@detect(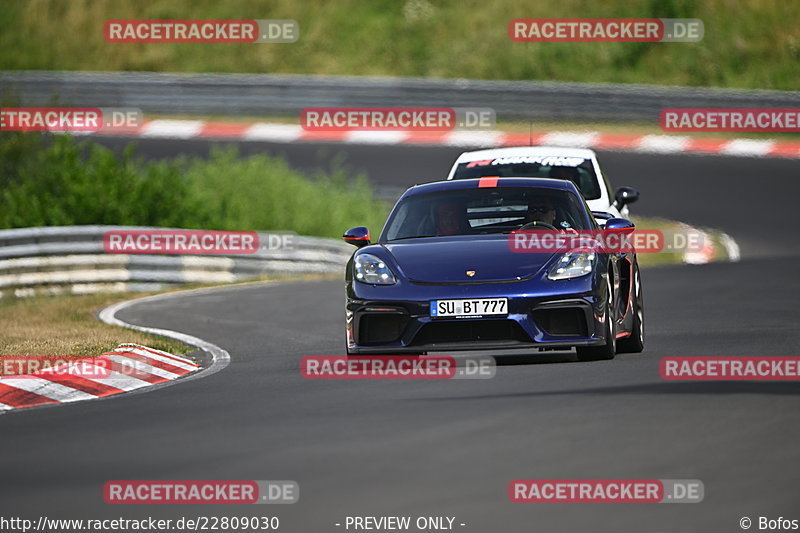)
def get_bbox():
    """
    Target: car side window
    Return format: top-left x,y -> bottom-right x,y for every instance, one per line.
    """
597,163 -> 615,200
